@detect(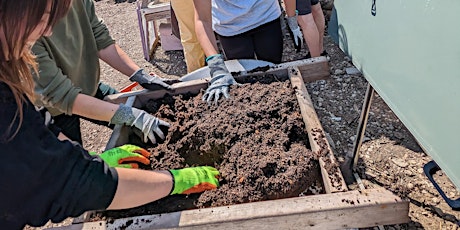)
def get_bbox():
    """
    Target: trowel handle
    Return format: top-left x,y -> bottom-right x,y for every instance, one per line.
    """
424,160 -> 460,210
